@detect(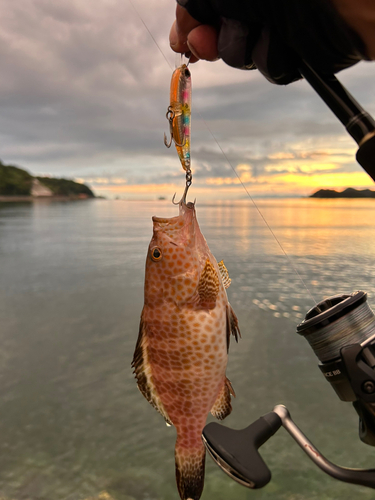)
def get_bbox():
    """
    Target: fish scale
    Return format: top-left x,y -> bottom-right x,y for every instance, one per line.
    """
132,201 -> 240,500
